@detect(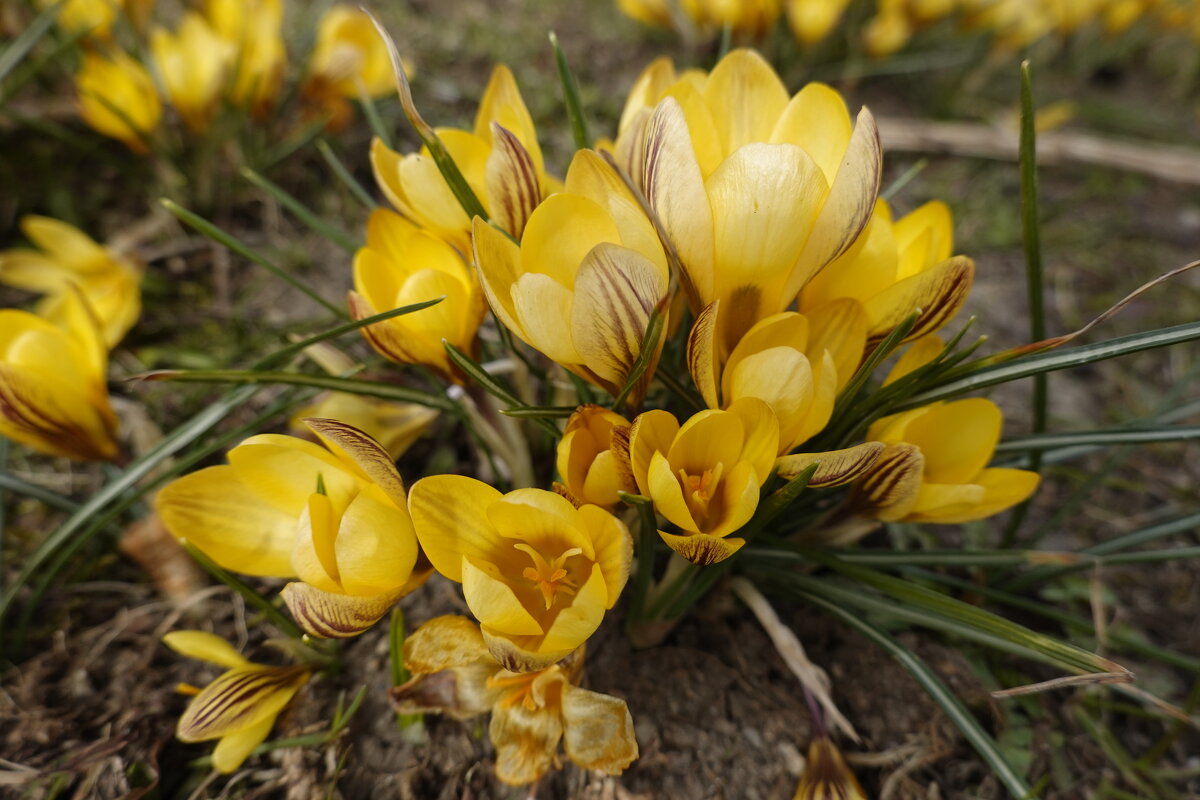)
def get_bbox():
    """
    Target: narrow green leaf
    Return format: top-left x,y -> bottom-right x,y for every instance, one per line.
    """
0,1 -> 60,84
145,369 -> 454,411
995,425 -> 1200,454
264,296 -> 445,367
242,167 -> 359,253
611,304 -> 666,410
549,32 -> 590,151
755,463 -> 819,528
388,608 -> 410,687
316,139 -> 379,210
358,84 -> 392,148
0,471 -> 80,513
0,22 -> 86,106
1018,59 -> 1048,469
182,540 -> 302,639
899,322 -> 1200,409
442,342 -> 559,437
161,198 -> 346,318
834,309 -> 921,412
880,157 -> 929,202
784,582 -> 1033,799
497,405 -> 578,419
